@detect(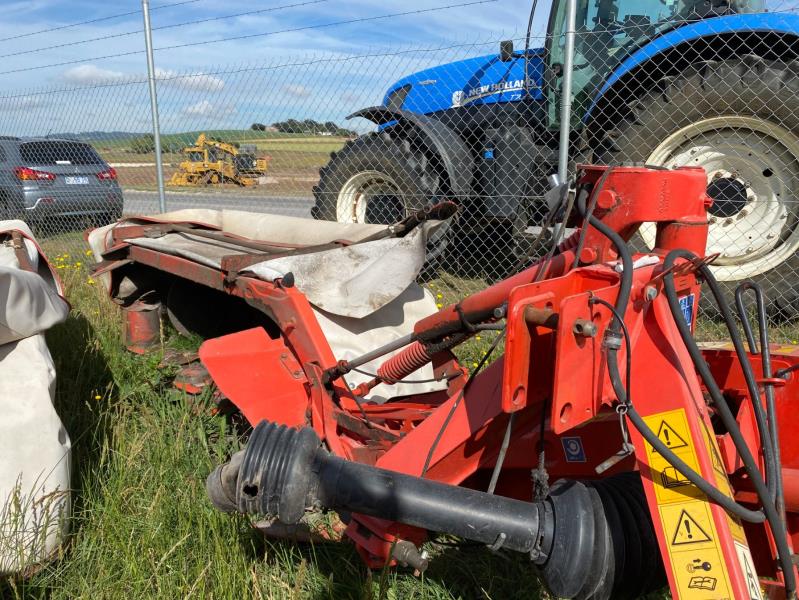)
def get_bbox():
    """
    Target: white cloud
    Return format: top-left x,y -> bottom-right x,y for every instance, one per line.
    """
155,68 -> 225,92
183,100 -> 236,117
0,94 -> 49,111
62,64 -> 126,85
282,84 -> 311,98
